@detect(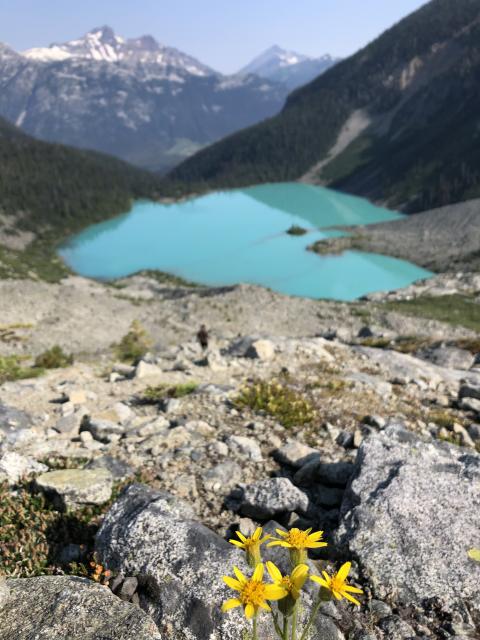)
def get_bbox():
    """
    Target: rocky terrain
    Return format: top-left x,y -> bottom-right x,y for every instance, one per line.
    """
0,271 -> 479,639
311,200 -> 480,274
